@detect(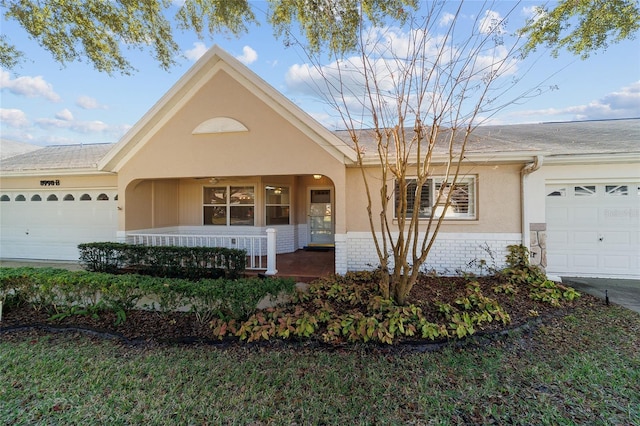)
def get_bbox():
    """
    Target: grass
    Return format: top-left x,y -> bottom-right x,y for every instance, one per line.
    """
1,302 -> 639,425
